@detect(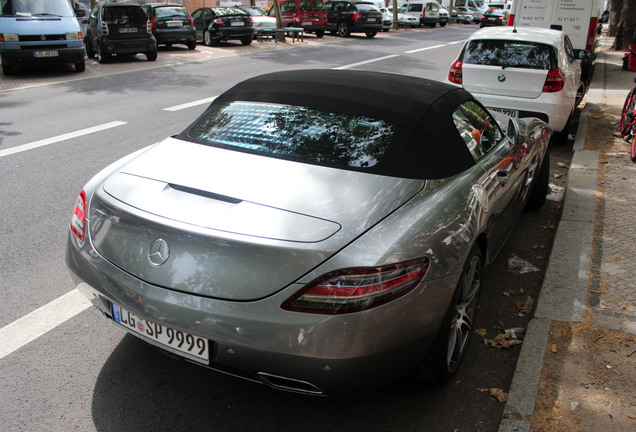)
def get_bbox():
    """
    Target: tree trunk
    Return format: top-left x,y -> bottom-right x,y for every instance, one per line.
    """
611,0 -> 636,51
608,0 -> 622,37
